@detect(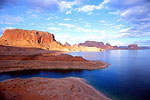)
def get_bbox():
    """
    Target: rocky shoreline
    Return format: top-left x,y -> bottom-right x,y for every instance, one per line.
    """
0,45 -> 109,73
0,60 -> 109,73
0,49 -> 110,100
0,77 -> 111,100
